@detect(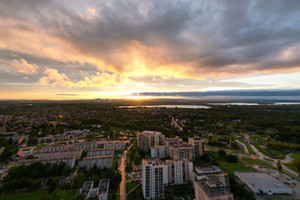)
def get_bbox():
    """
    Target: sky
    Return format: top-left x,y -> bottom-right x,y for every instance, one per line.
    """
1,0 -> 300,100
